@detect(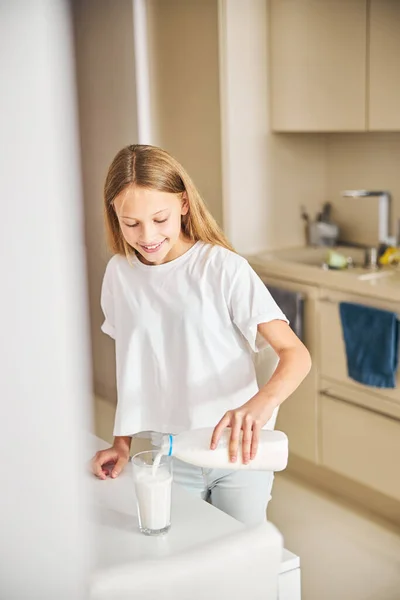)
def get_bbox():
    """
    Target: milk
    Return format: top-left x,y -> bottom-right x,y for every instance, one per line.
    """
152,451 -> 163,476
159,428 -> 288,471
134,465 -> 172,532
